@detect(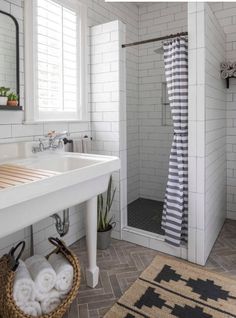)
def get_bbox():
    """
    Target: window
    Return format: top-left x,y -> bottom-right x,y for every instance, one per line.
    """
25,0 -> 87,122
